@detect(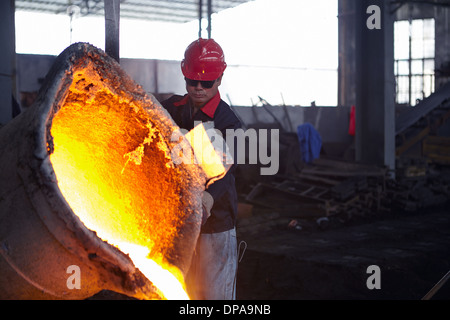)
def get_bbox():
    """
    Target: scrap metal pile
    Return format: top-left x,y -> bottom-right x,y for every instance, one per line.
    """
242,156 -> 450,223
